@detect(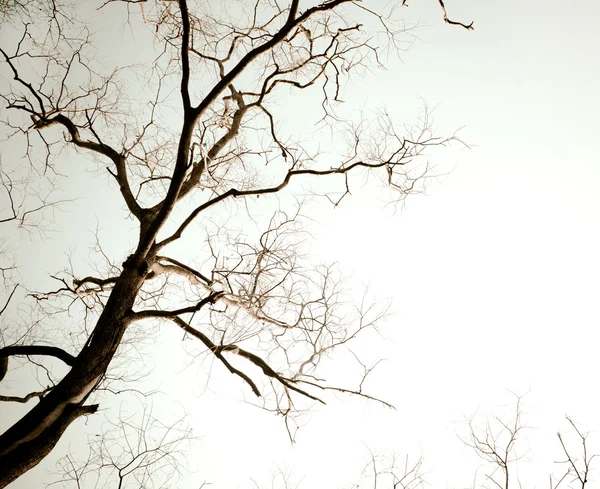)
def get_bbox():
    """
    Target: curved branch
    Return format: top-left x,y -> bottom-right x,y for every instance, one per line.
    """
0,345 -> 76,382
0,42 -> 46,115
166,316 -> 323,403
0,388 -> 52,404
437,0 -> 474,30
0,345 -> 76,366
73,275 -> 118,295
128,291 -> 223,321
189,0 -> 352,119
157,142 -> 441,248
168,316 -> 261,397
30,114 -> 144,220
